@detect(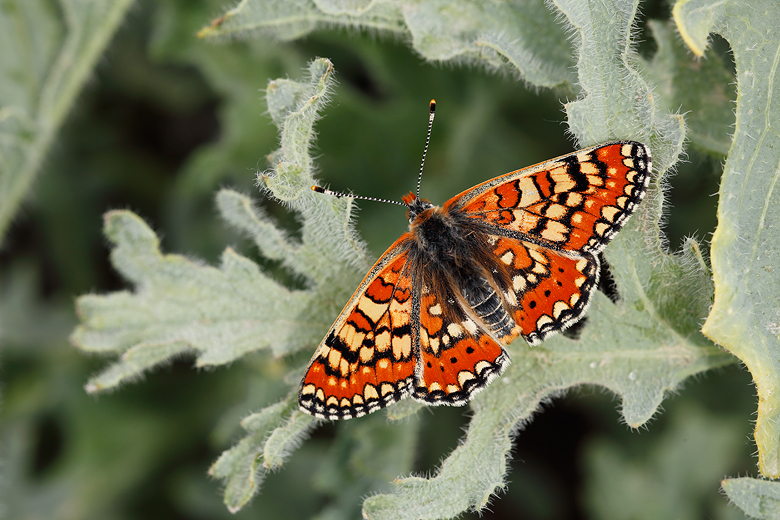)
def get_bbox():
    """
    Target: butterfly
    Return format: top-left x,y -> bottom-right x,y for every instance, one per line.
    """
299,100 -> 651,420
